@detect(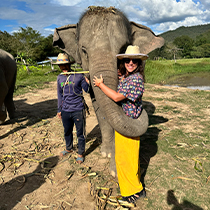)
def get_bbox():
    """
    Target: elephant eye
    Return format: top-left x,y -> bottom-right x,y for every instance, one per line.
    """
82,46 -> 88,60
